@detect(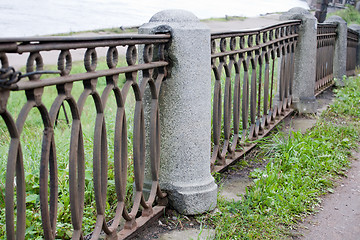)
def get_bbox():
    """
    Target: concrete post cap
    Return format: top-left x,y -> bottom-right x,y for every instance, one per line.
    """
325,15 -> 347,25
349,24 -> 360,32
280,7 -> 315,21
150,9 -> 199,23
